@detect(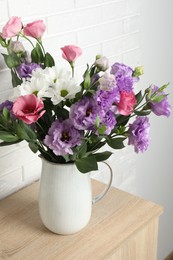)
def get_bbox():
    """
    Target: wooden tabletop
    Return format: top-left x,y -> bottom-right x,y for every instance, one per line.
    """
0,180 -> 163,259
